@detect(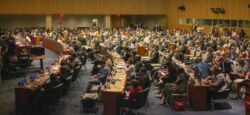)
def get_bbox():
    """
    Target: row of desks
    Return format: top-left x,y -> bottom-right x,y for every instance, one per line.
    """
15,39 -> 70,113
141,45 -> 212,111
42,38 -> 70,55
102,52 -> 127,115
101,42 -> 212,111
